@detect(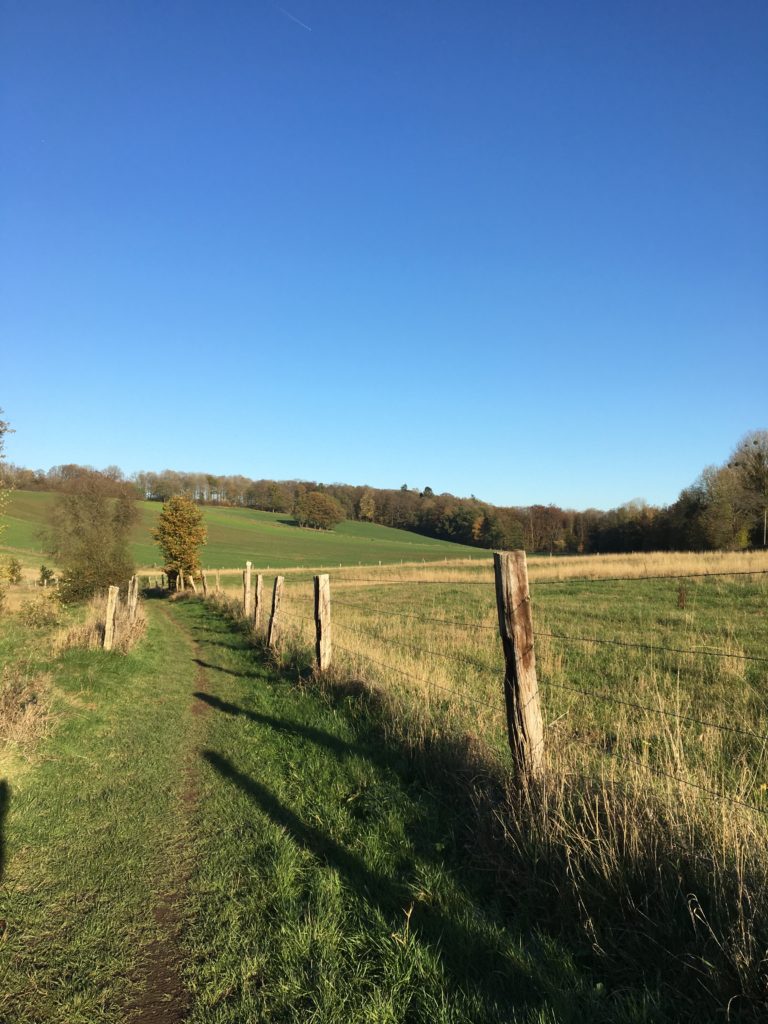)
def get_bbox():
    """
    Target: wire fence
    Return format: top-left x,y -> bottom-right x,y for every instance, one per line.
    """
211,560 -> 768,816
